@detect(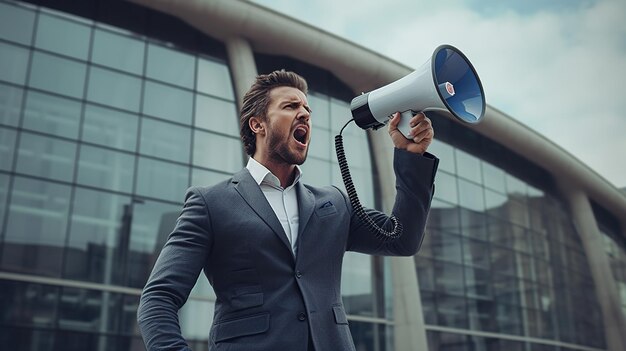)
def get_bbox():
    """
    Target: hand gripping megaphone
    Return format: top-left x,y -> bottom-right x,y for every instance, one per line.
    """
350,45 -> 486,136
335,45 -> 485,242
